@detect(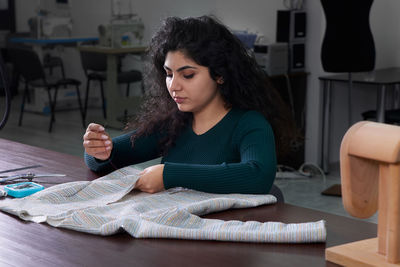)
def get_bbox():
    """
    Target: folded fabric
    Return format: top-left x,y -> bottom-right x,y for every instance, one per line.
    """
0,166 -> 326,243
